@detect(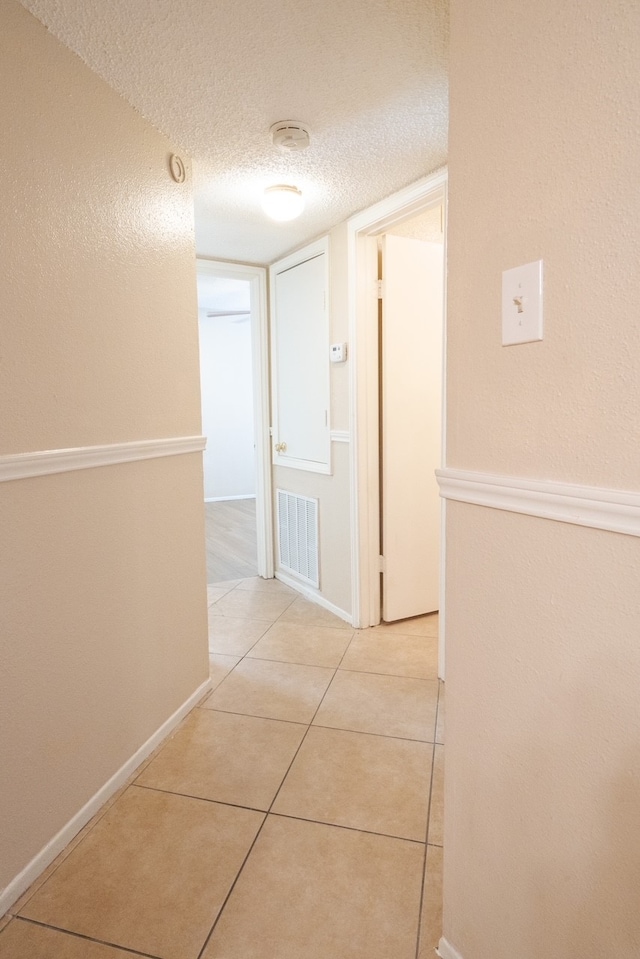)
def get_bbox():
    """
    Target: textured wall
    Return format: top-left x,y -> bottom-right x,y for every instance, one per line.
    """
447,0 -> 640,489
3,2 -> 202,453
445,1 -> 640,956
0,0 -> 208,897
